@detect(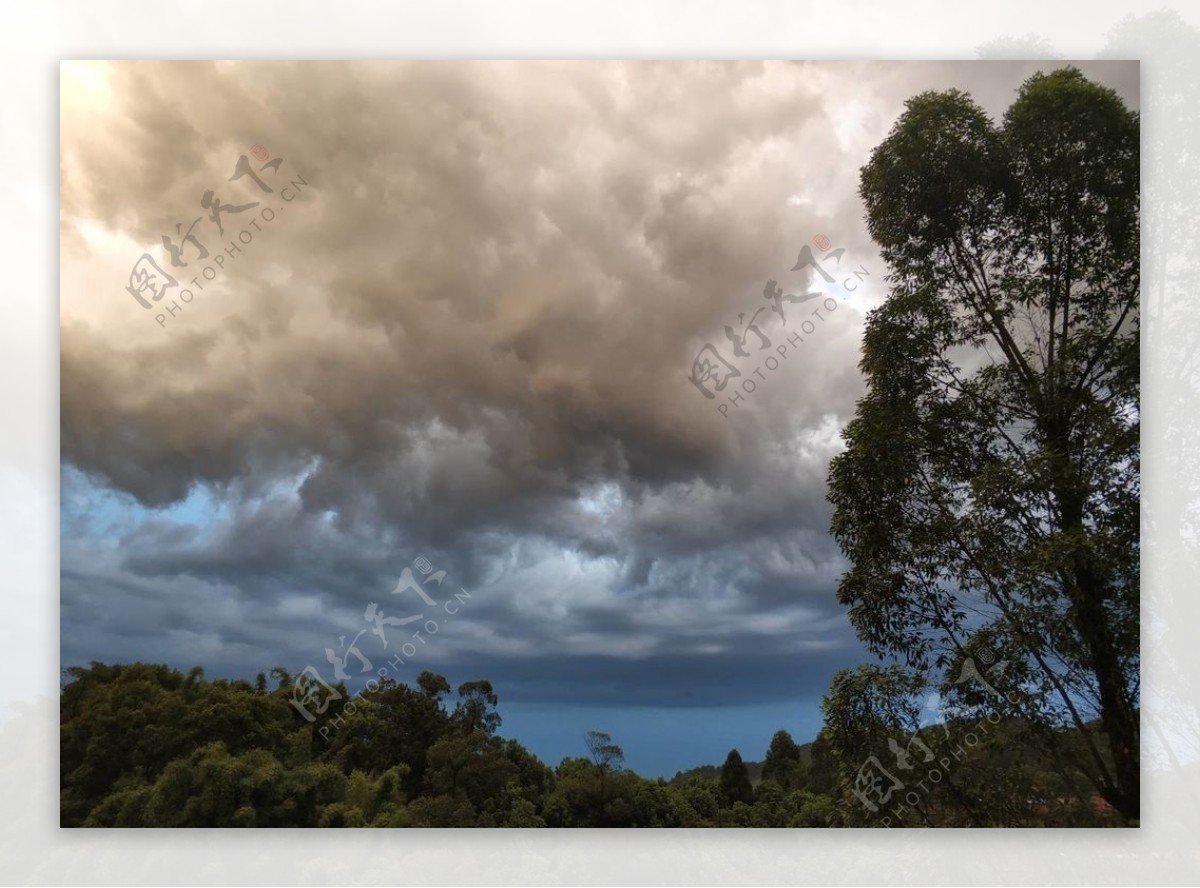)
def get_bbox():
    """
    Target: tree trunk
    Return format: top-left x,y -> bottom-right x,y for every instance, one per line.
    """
1054,446 -> 1140,820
